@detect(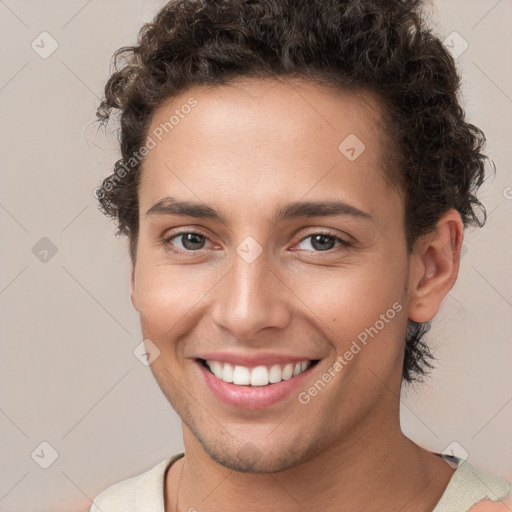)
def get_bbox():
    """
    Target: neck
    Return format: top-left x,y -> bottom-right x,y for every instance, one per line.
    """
166,395 -> 454,512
